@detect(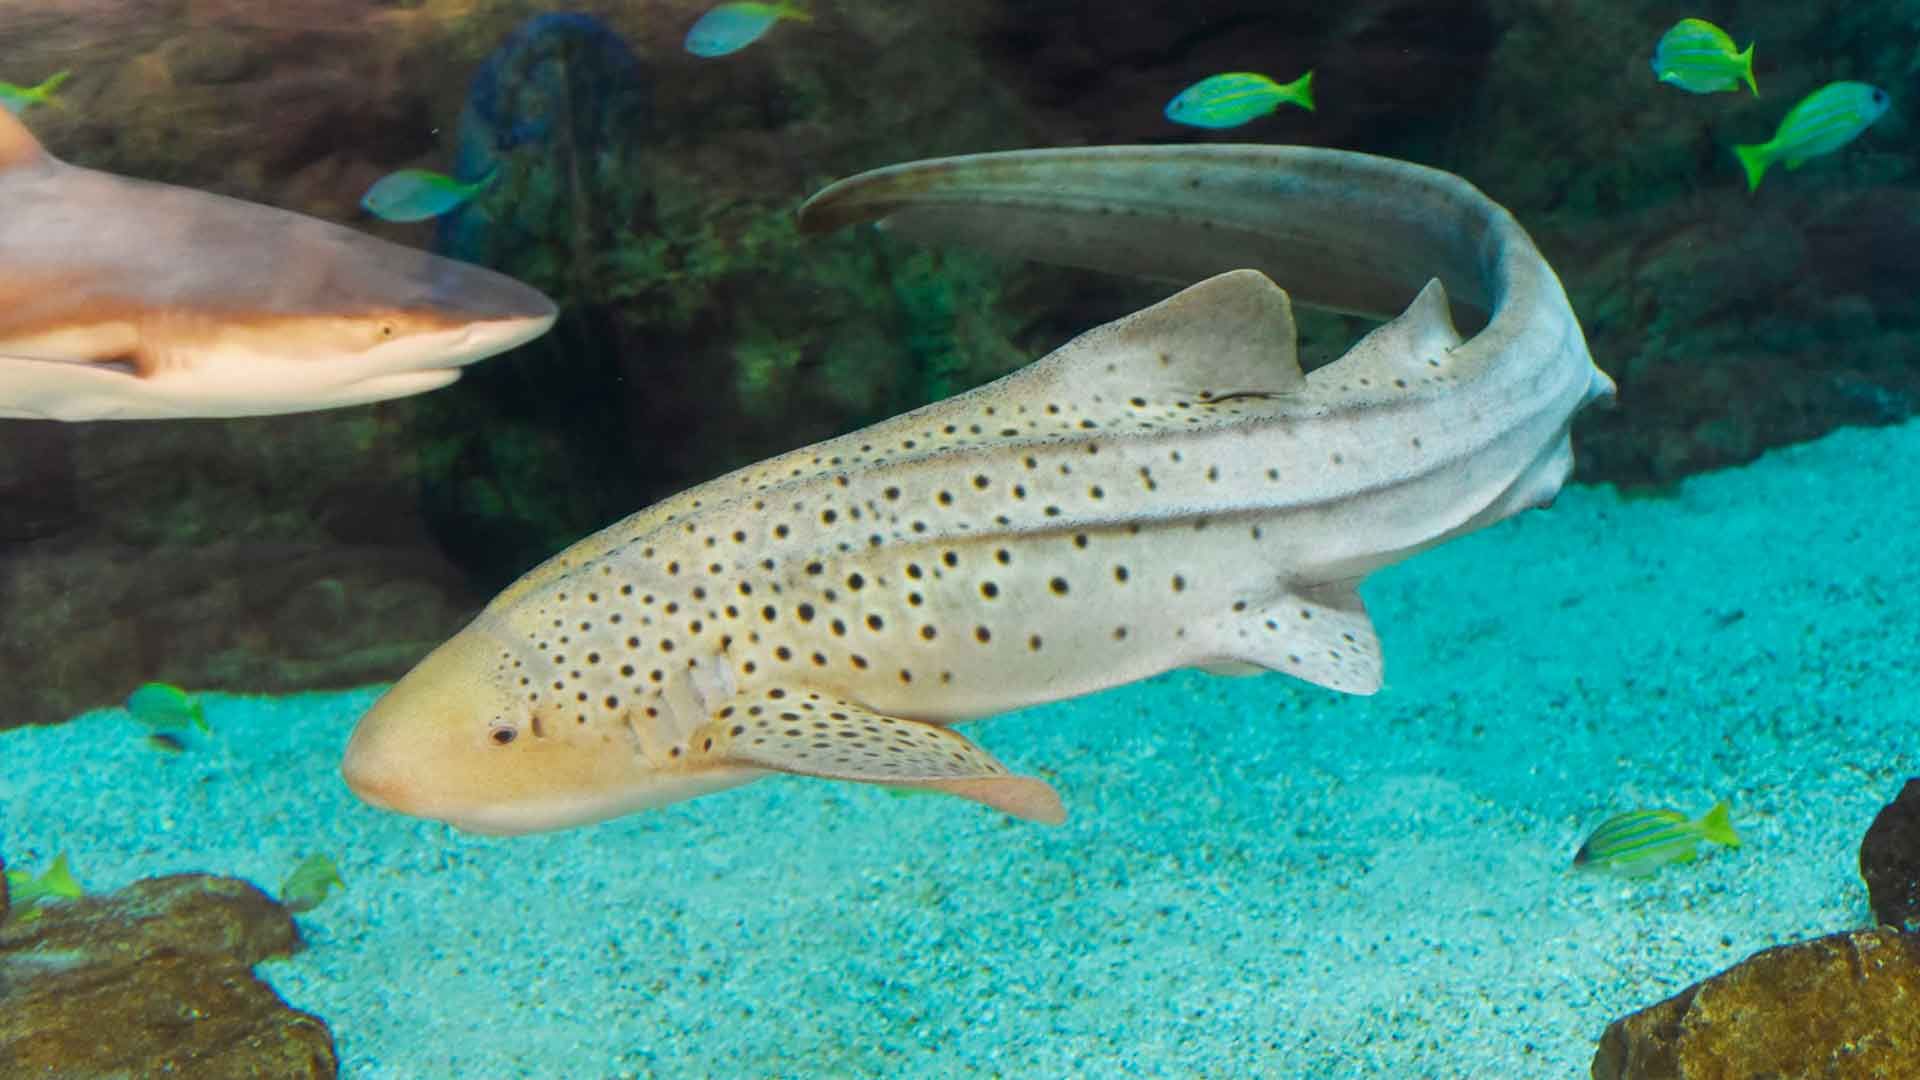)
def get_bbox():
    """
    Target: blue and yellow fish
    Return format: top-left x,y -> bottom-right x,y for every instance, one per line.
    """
1650,19 -> 1756,97
1574,800 -> 1741,876
5,852 -> 83,922
125,681 -> 209,734
0,71 -> 69,116
361,168 -> 494,223
685,2 -> 811,58
279,853 -> 346,914
1733,82 -> 1889,192
1165,72 -> 1315,129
